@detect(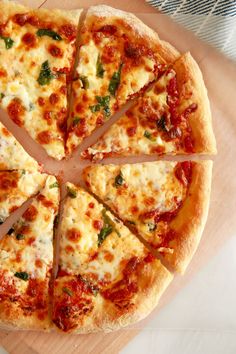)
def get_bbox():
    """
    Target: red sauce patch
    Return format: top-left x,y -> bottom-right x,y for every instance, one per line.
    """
43,111 -> 53,125
0,68 -> 7,77
98,25 -> 117,36
59,24 -> 77,41
93,220 -> 103,231
0,172 -> 18,190
37,194 -> 55,209
7,99 -> 25,126
48,44 -> 63,58
88,202 -> 95,209
37,131 -> 52,144
38,97 -> 45,106
22,33 -> 36,47
67,228 -> 81,242
22,205 -> 38,222
175,161 -> 192,187
49,93 -> 59,105
127,126 -> 137,137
